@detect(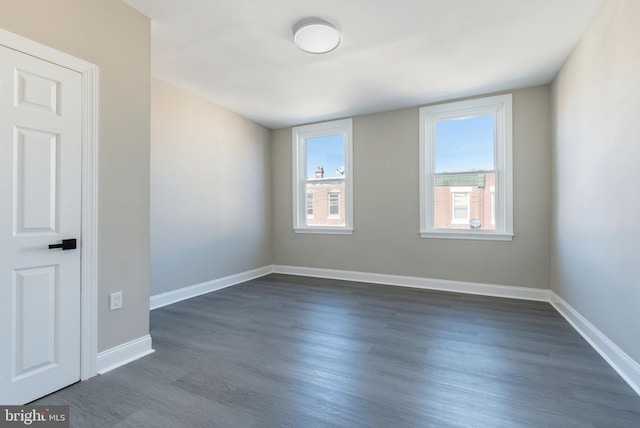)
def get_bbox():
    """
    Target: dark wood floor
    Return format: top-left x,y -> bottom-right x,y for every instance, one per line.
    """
36,274 -> 640,427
